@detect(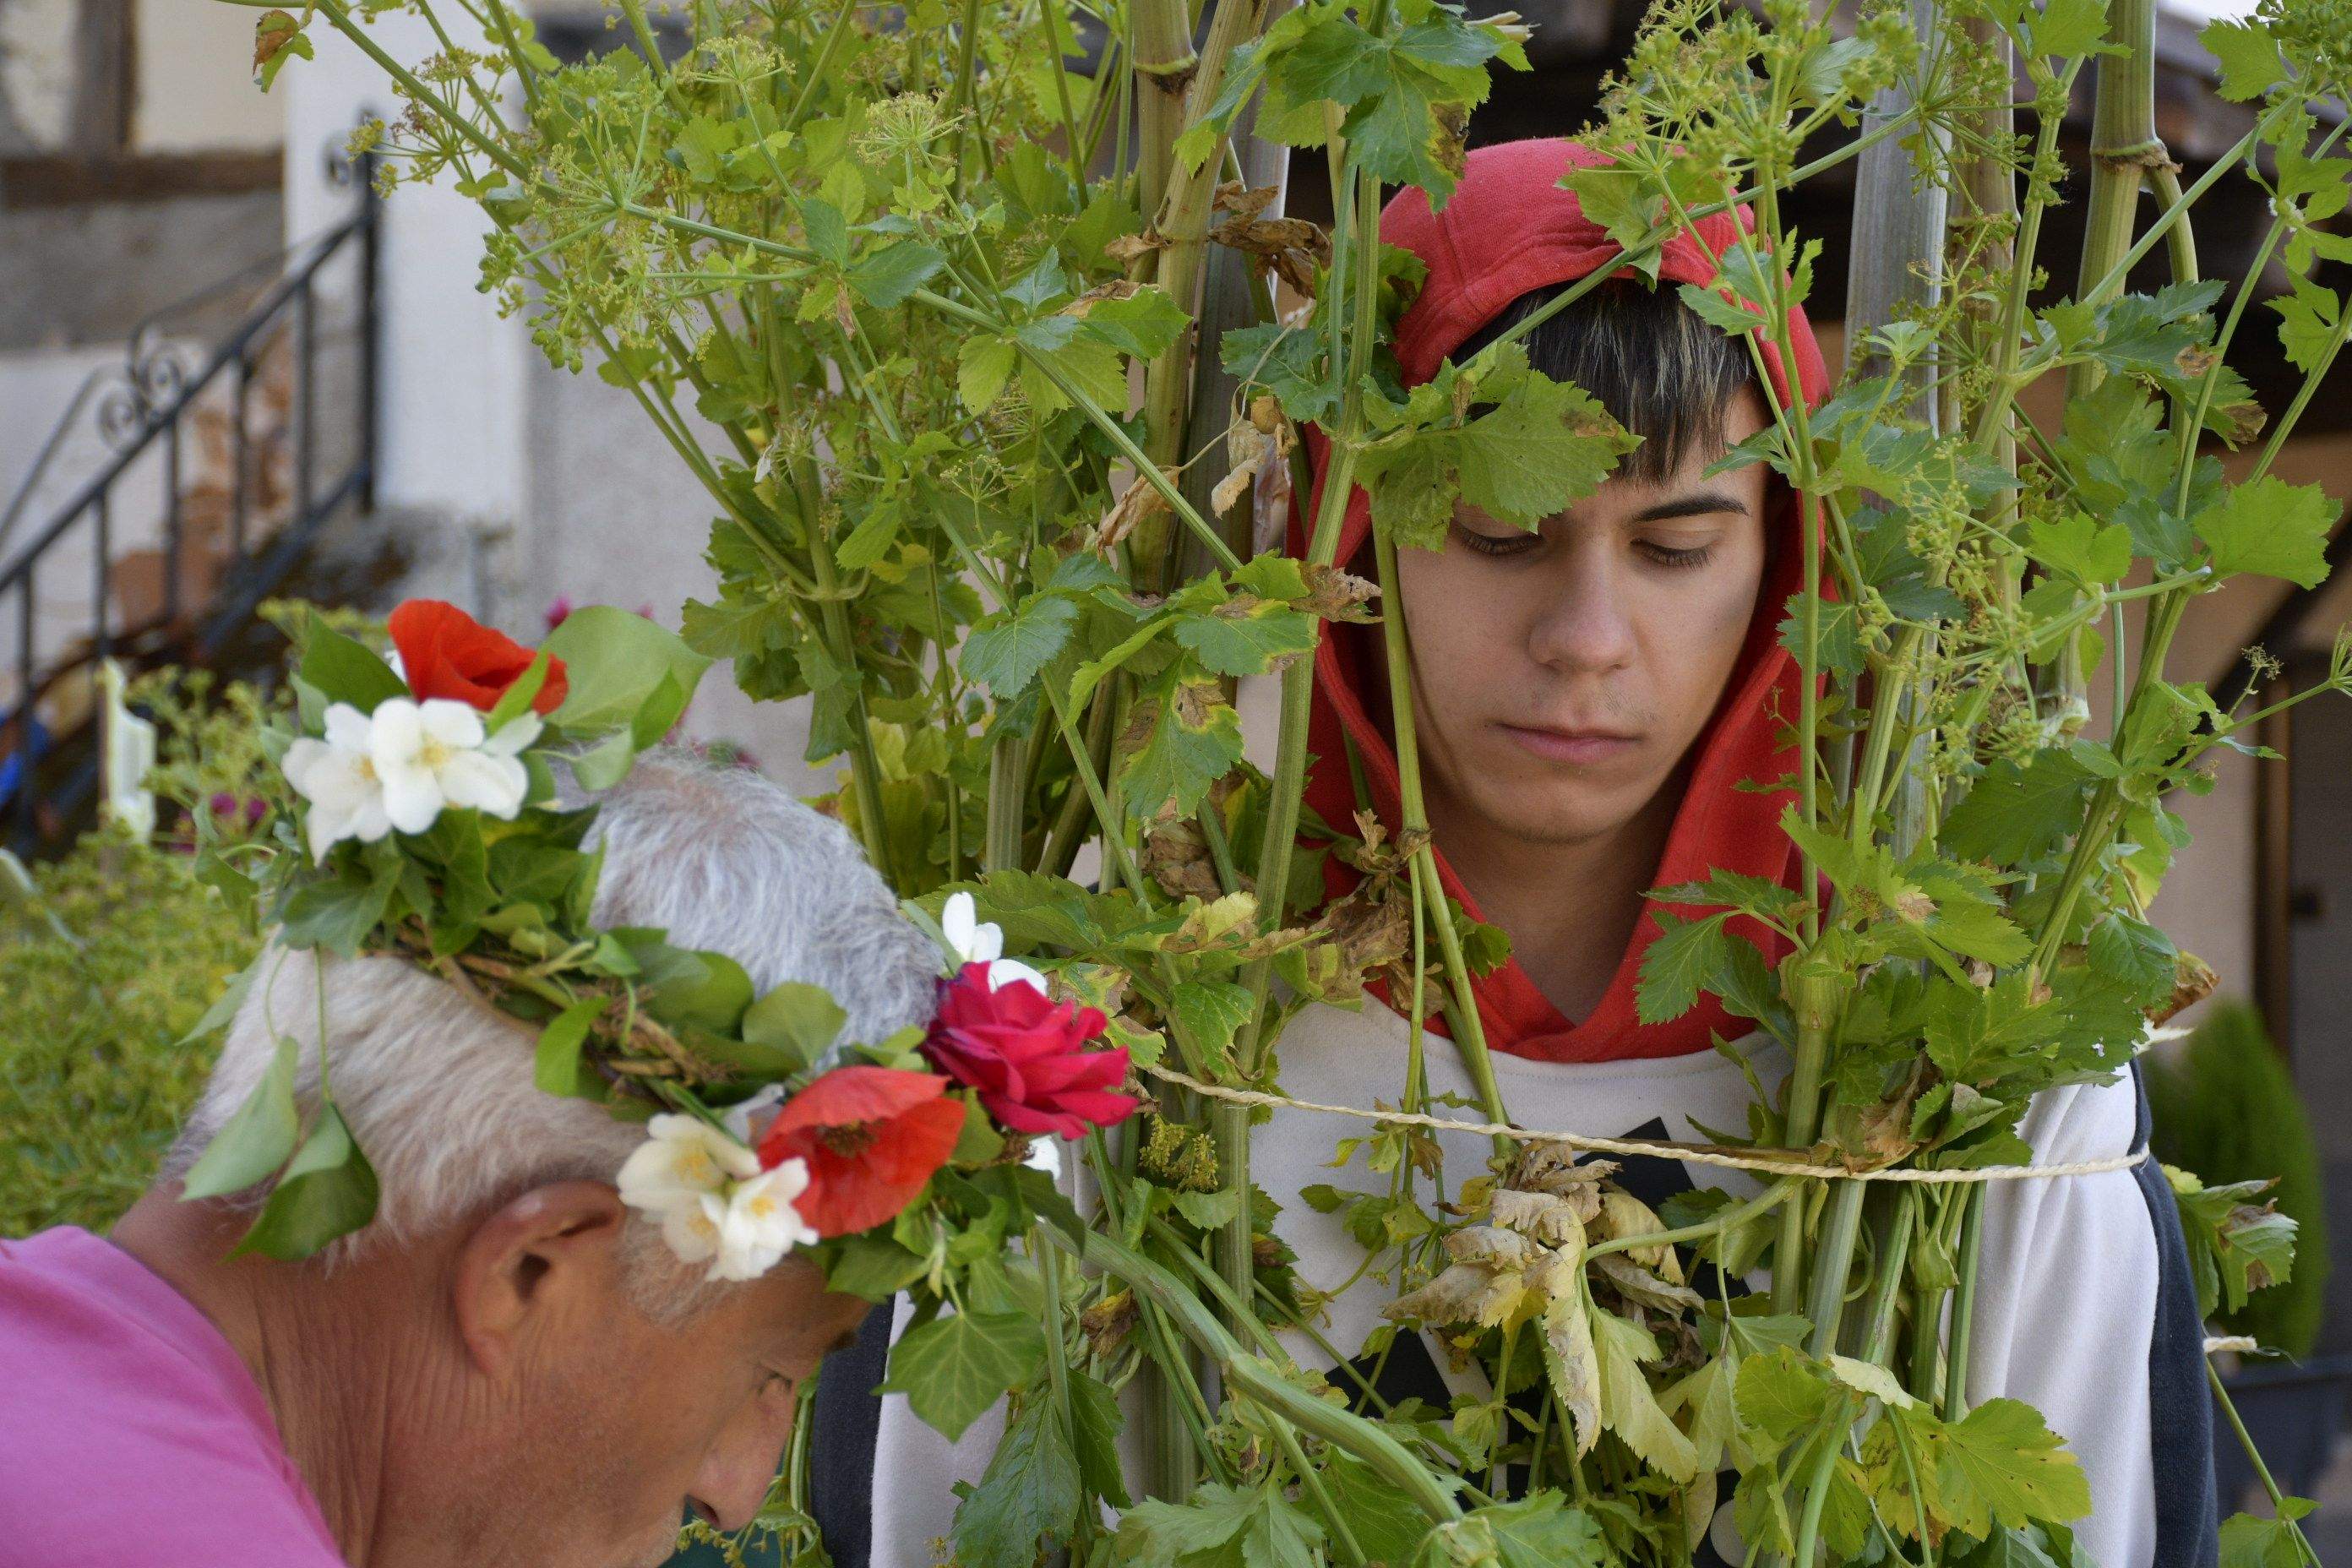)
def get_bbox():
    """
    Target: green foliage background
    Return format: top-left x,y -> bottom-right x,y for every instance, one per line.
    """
0,834 -> 252,1237
2148,1001 -> 2330,1358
